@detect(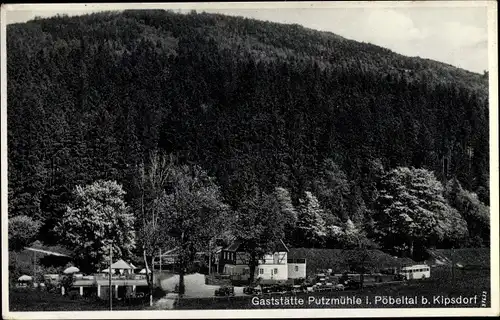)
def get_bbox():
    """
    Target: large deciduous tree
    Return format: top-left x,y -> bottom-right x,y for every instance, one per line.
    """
375,167 -> 468,258
312,158 -> 350,224
294,191 -> 327,248
233,191 -> 286,284
55,180 -> 135,273
159,164 -> 230,295
274,187 -> 297,245
8,215 -> 42,251
134,151 -> 176,306
445,178 -> 490,246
